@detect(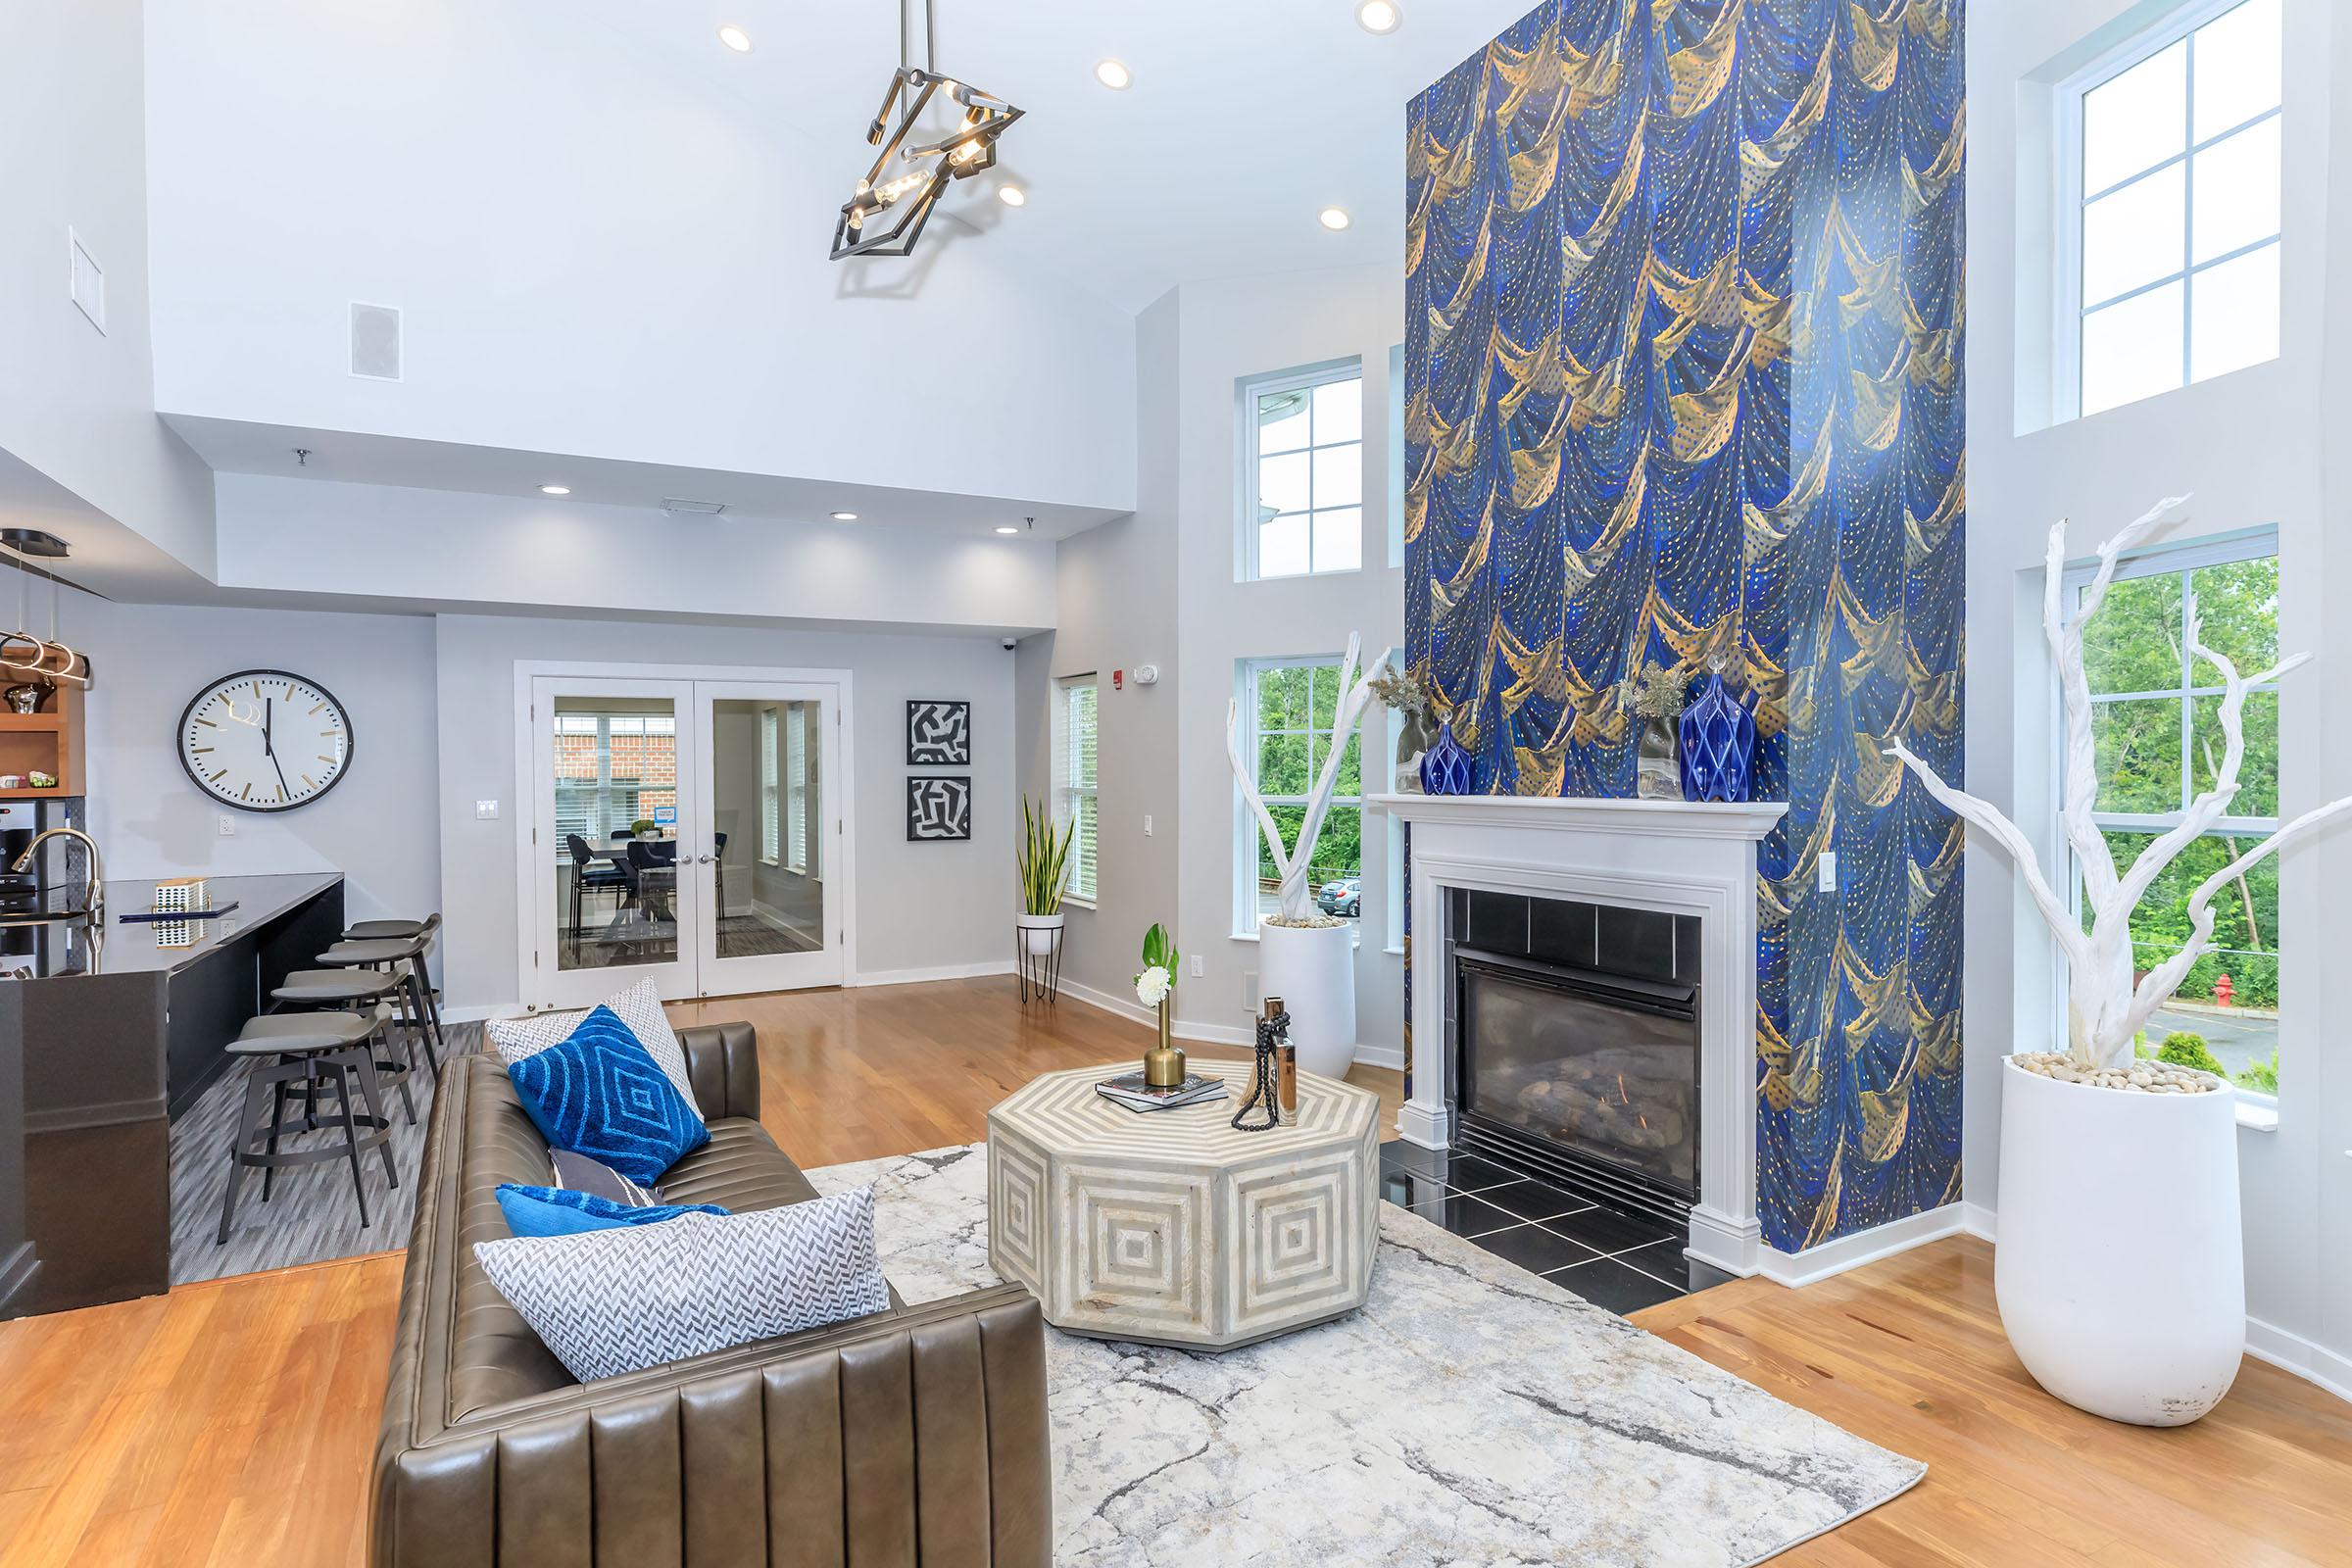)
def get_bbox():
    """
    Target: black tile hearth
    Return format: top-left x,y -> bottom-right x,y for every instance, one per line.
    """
1377,1139 -> 1446,1178
1378,1167 -> 1450,1209
1420,1152 -> 1524,1194
1545,1201 -> 1680,1256
1404,1190 -> 1528,1240
1547,1255 -> 1687,1315
1470,1220 -> 1602,1276
1464,1178 -> 1592,1224
1616,1238 -> 1695,1291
